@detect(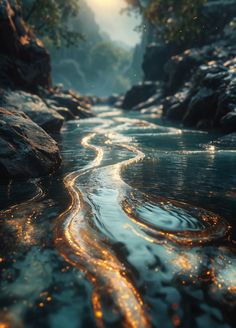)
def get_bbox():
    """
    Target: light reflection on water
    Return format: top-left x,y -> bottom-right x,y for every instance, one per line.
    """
0,106 -> 235,328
